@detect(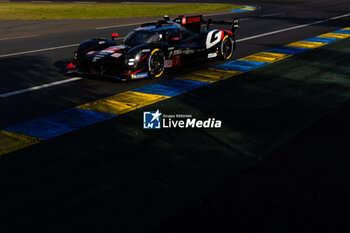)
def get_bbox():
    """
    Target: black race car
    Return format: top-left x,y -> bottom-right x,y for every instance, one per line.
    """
67,15 -> 239,81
